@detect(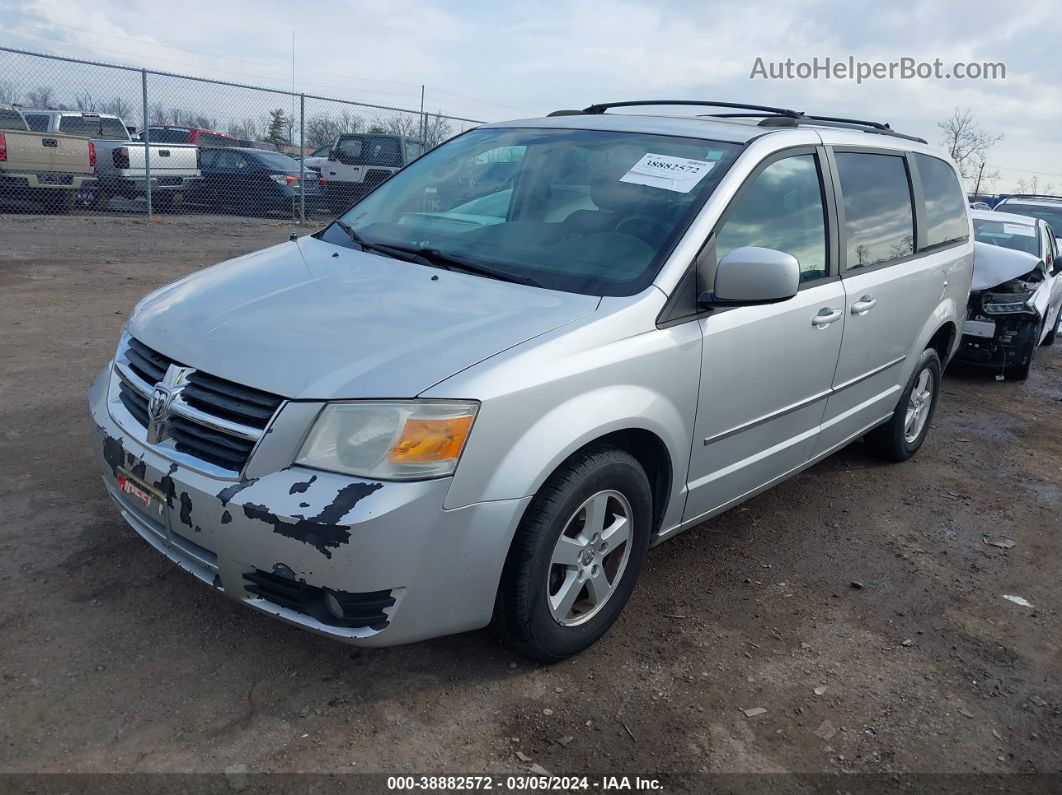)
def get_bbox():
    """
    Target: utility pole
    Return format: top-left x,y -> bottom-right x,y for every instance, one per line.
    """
972,160 -> 986,200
